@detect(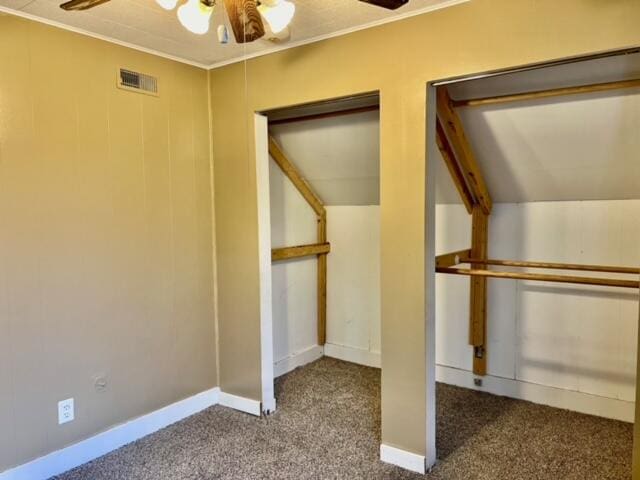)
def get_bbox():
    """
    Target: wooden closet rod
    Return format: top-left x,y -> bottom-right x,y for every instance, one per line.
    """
451,78 -> 640,108
465,258 -> 640,275
436,267 -> 640,289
